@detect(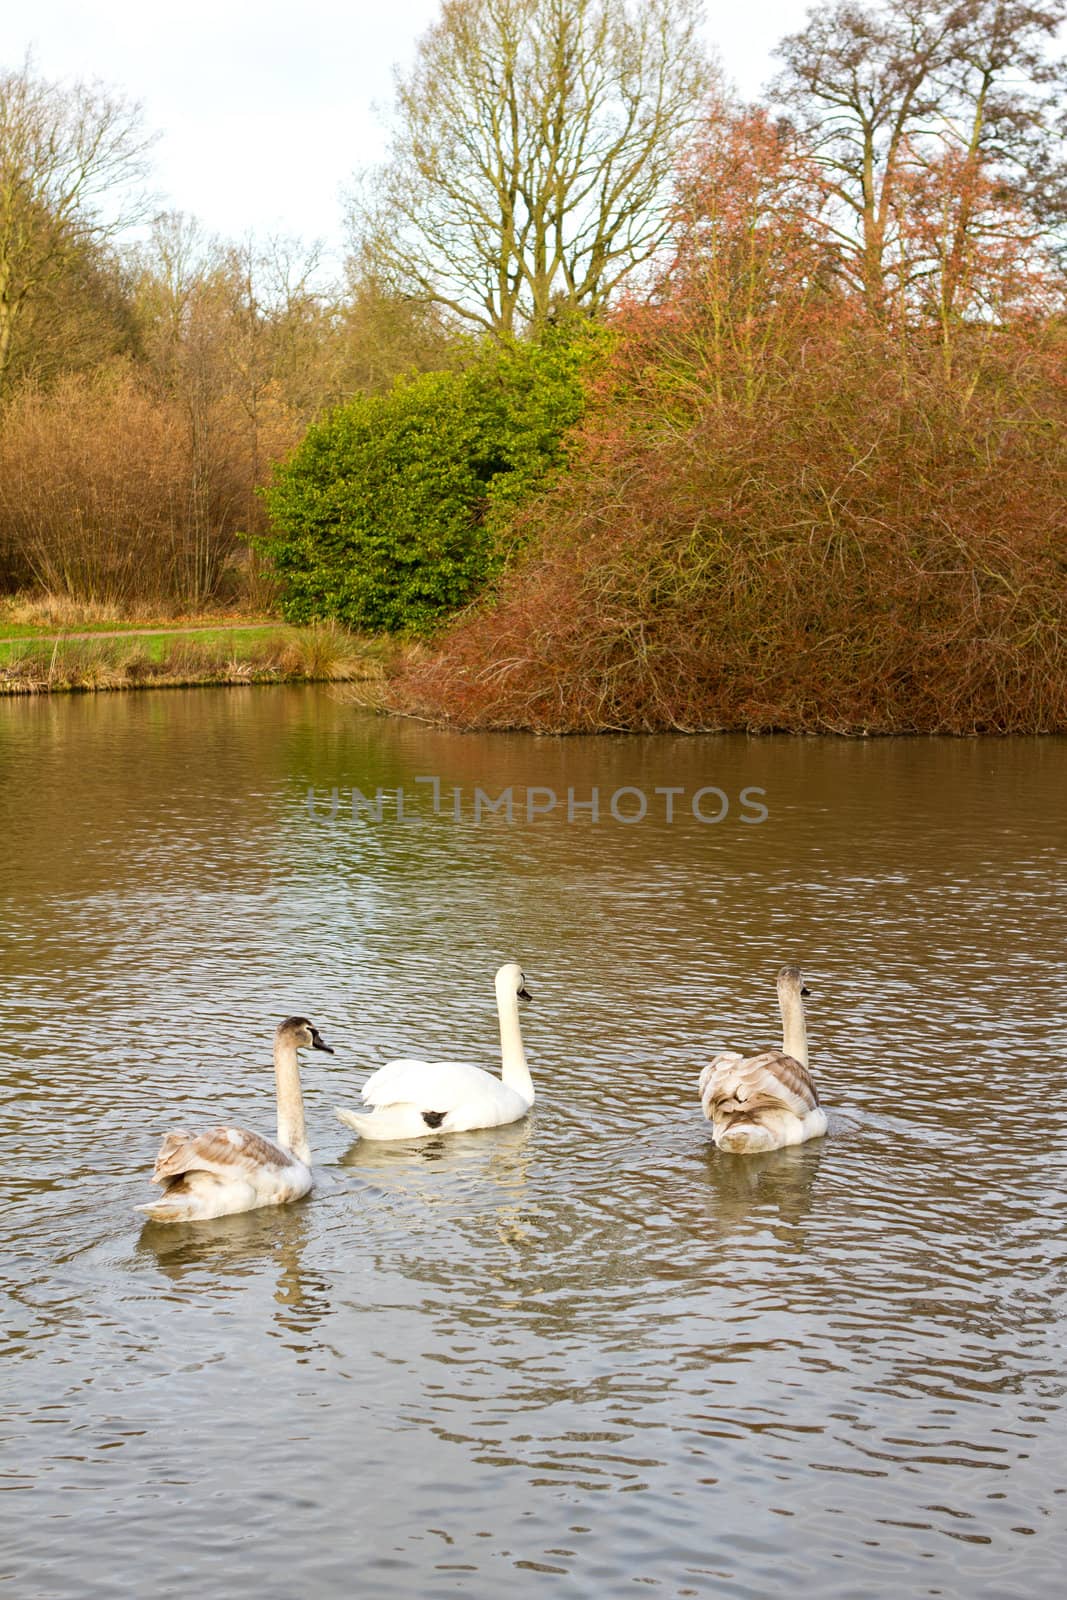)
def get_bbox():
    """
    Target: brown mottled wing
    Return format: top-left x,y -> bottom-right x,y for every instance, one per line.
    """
151,1125 -> 291,1184
701,1050 -> 819,1122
